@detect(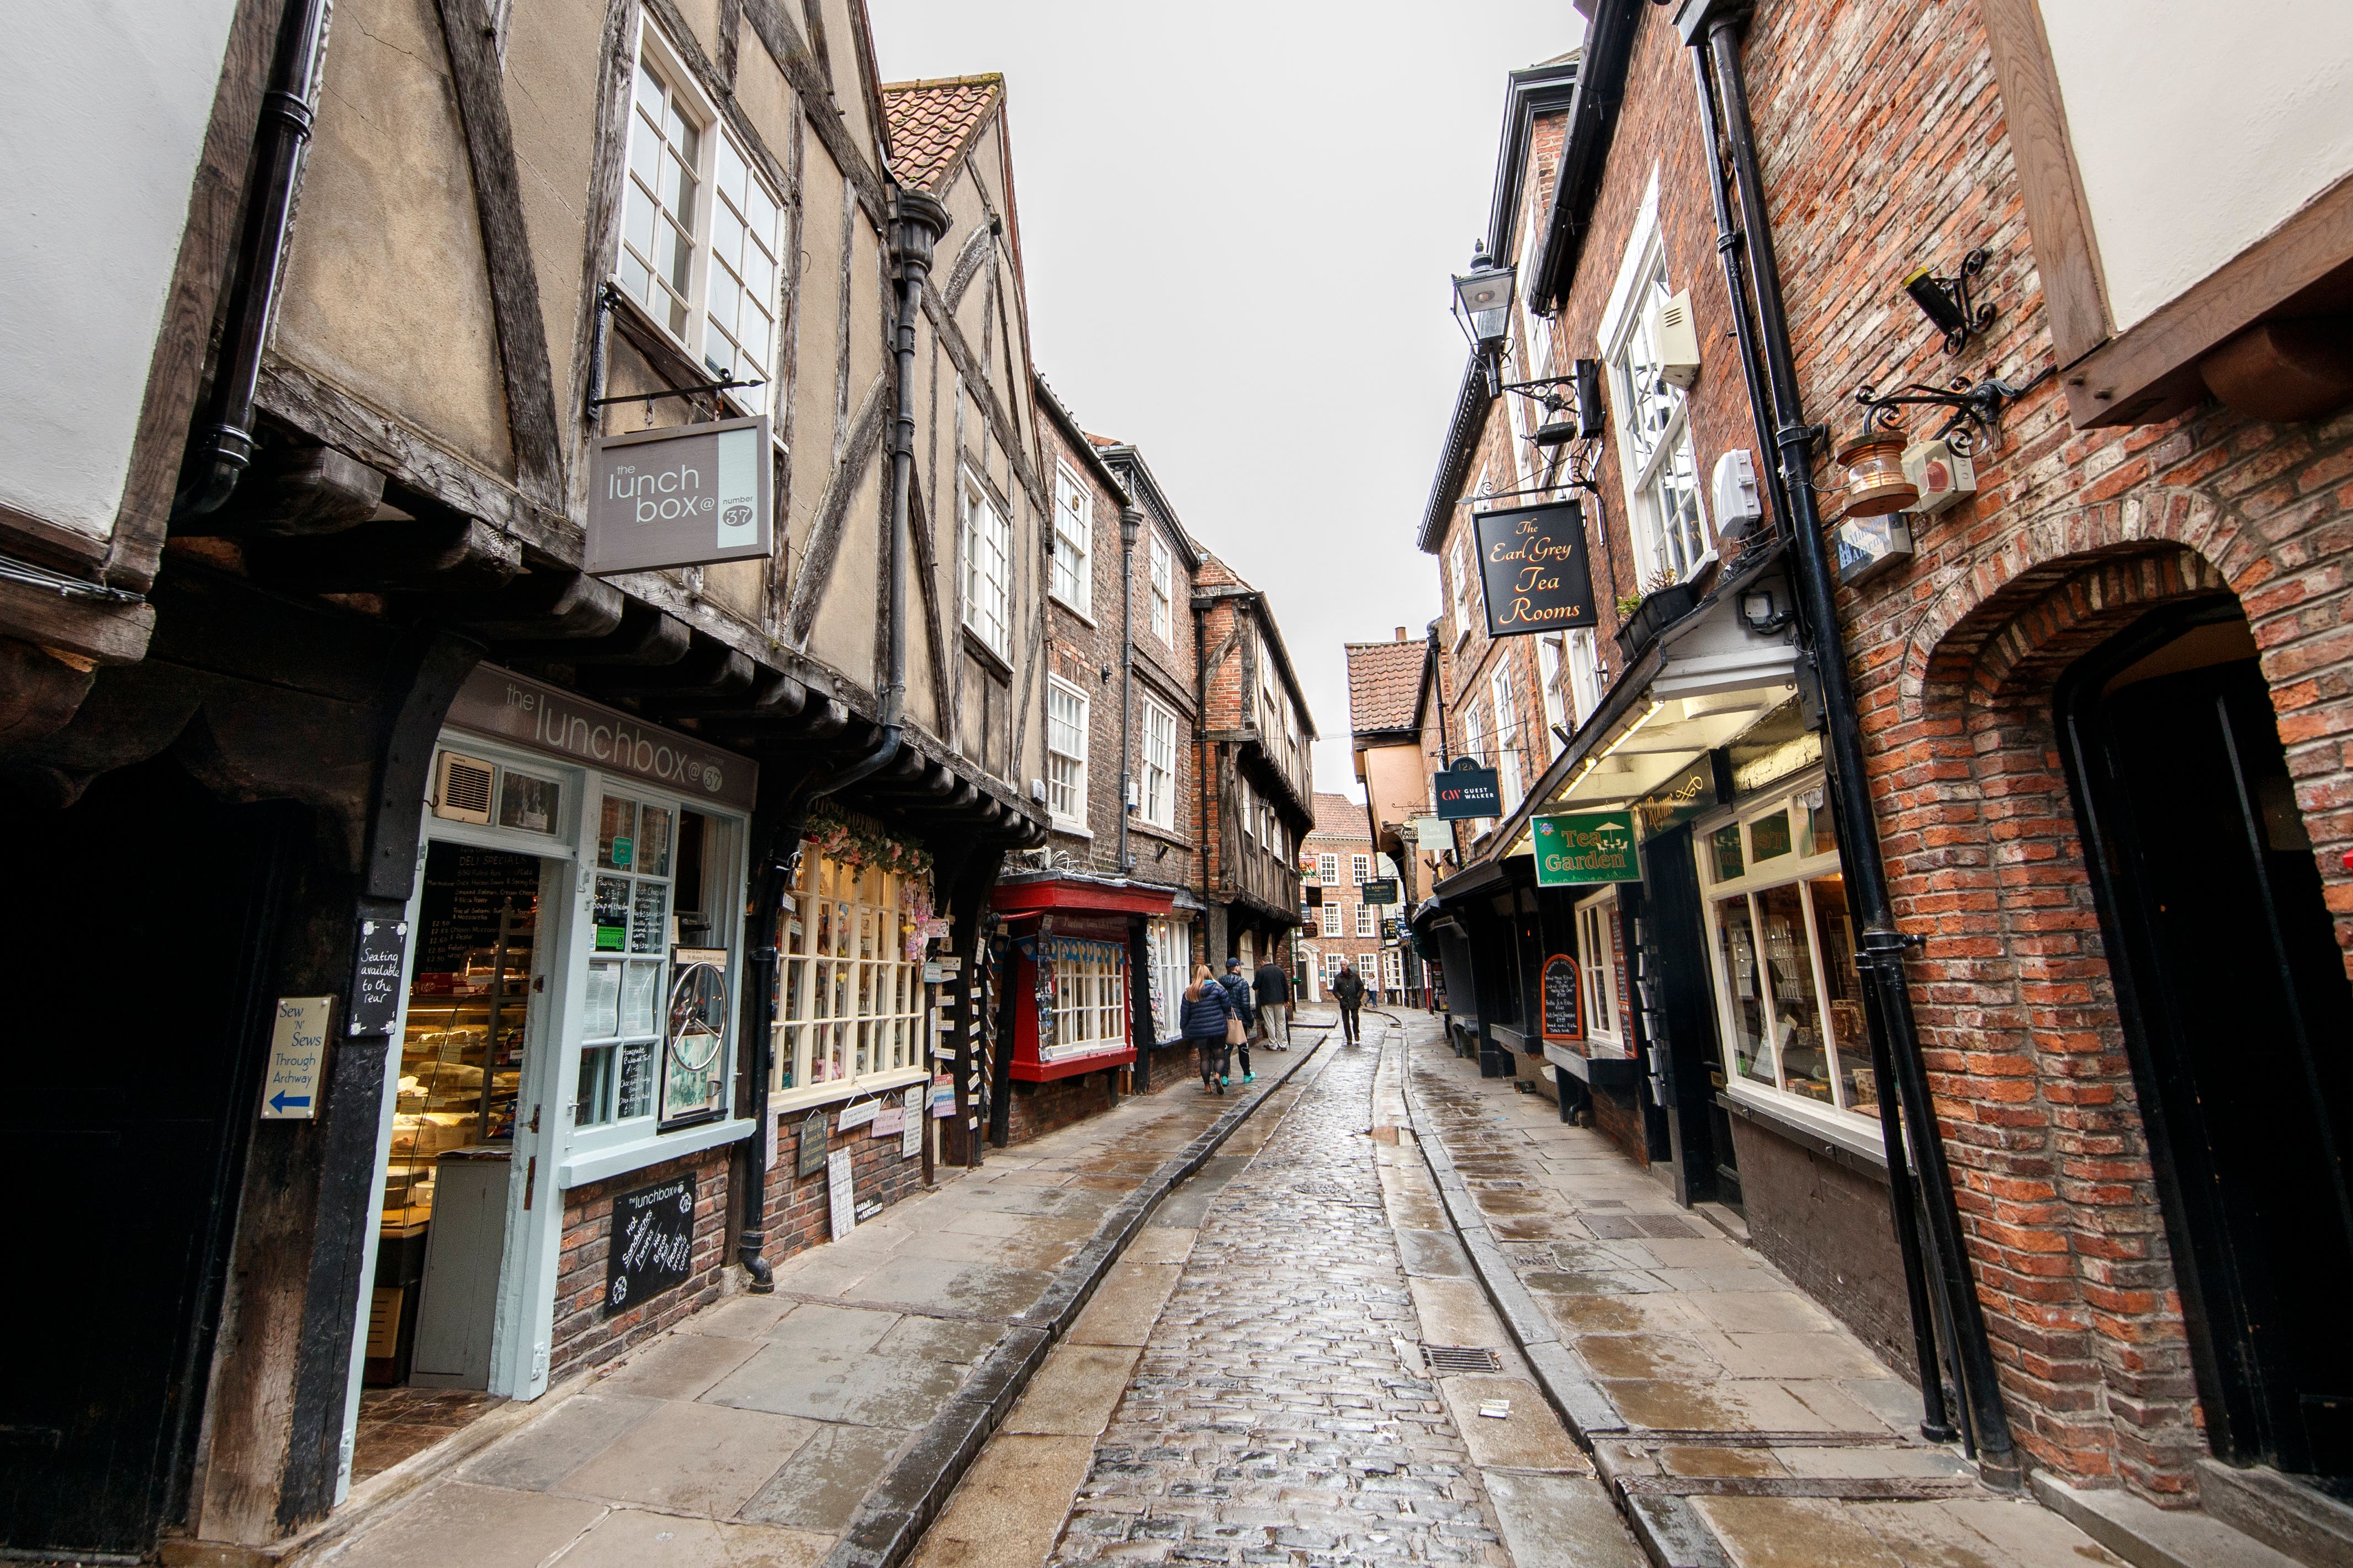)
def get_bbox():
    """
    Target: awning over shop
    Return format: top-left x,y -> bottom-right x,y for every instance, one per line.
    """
1482,548 -> 1801,863
991,871 -> 1179,916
